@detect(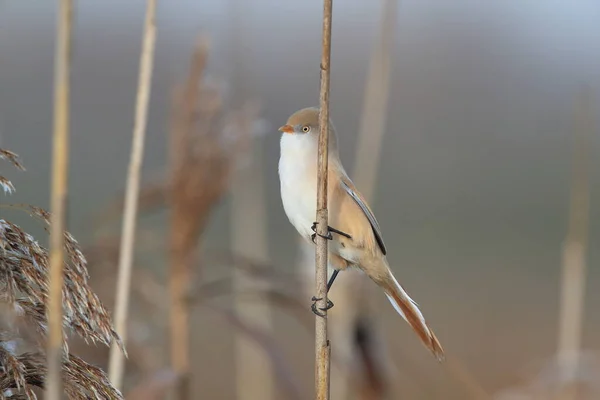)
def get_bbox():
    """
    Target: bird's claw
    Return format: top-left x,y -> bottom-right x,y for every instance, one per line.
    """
311,222 -> 334,242
311,232 -> 331,244
310,222 -> 351,244
311,296 -> 334,317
